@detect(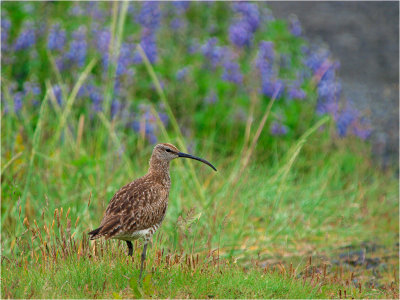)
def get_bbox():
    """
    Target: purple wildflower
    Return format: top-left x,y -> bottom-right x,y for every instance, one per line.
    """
128,3 -> 135,14
229,2 -> 259,48
306,46 -> 345,125
169,1 -> 189,30
14,21 -> 36,51
336,105 -> 358,137
287,81 -> 306,100
262,79 -> 284,99
69,3 -> 85,16
232,2 -> 260,32
96,29 -> 111,68
76,84 -> 87,98
1,17 -> 11,52
229,20 -> 252,47
315,63 -> 341,116
222,59 -> 243,84
333,101 -> 371,140
175,67 -> 189,80
86,2 -> 105,22
172,1 -> 190,14
86,85 -> 103,112
133,2 -> 161,65
256,41 -> 275,72
47,23 -> 66,51
138,30 -> 158,64
51,85 -> 63,105
255,41 -> 284,98
131,119 -> 157,143
158,111 -> 169,126
270,121 -> 288,136
201,38 -> 223,69
32,84 -> 41,95
148,133 -> 157,144
305,47 -> 330,73
13,92 -> 23,113
289,15 -> 302,37
316,97 -> 339,117
113,80 -> 123,96
136,2 -> 161,30
23,81 -> 41,96
111,99 -> 121,117
130,103 -> 169,144
117,43 -> 135,76
350,118 -> 371,140
55,57 -> 65,71
67,26 -> 87,67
